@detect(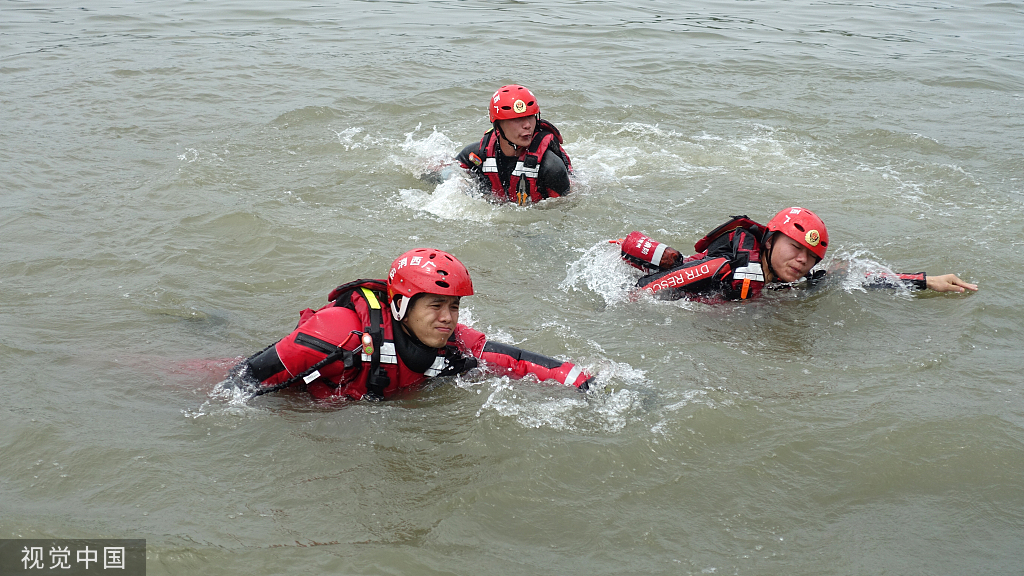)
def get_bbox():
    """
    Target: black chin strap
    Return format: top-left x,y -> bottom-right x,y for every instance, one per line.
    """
495,116 -> 540,155
392,317 -> 441,373
494,122 -> 520,154
762,232 -> 778,282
